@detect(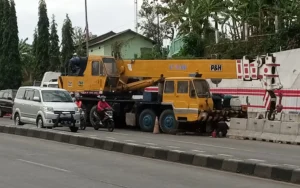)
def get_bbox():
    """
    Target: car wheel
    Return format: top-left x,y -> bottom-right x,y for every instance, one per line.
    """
36,116 -> 44,128
14,113 -> 21,126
